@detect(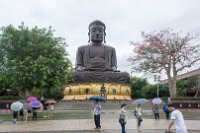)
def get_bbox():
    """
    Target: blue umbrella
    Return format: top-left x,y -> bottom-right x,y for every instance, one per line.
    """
30,100 -> 42,108
89,96 -> 105,102
132,98 -> 149,105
